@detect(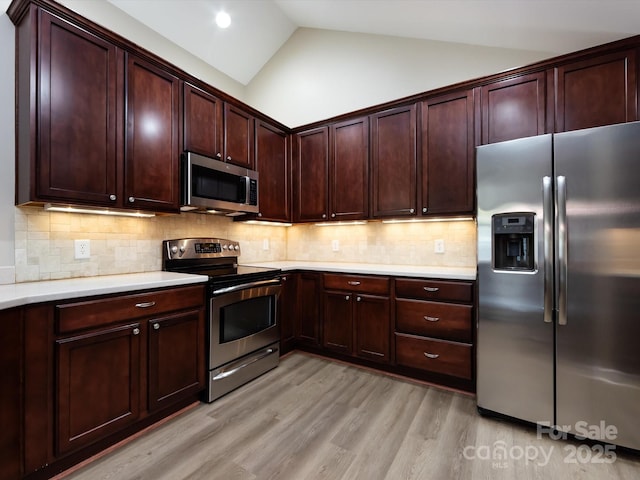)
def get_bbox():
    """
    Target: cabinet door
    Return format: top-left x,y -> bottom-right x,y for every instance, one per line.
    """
148,309 -> 205,412
183,83 -> 223,158
370,105 -> 417,217
224,103 -> 254,168
56,323 -> 141,455
0,309 -> 21,480
555,49 -> 638,132
294,127 -> 329,222
125,54 -> 180,212
323,291 -> 353,354
255,120 -> 290,222
279,273 -> 297,353
421,90 -> 474,215
480,72 -> 548,144
296,273 -> 322,346
330,117 -> 369,220
38,10 -> 118,205
354,294 -> 390,363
